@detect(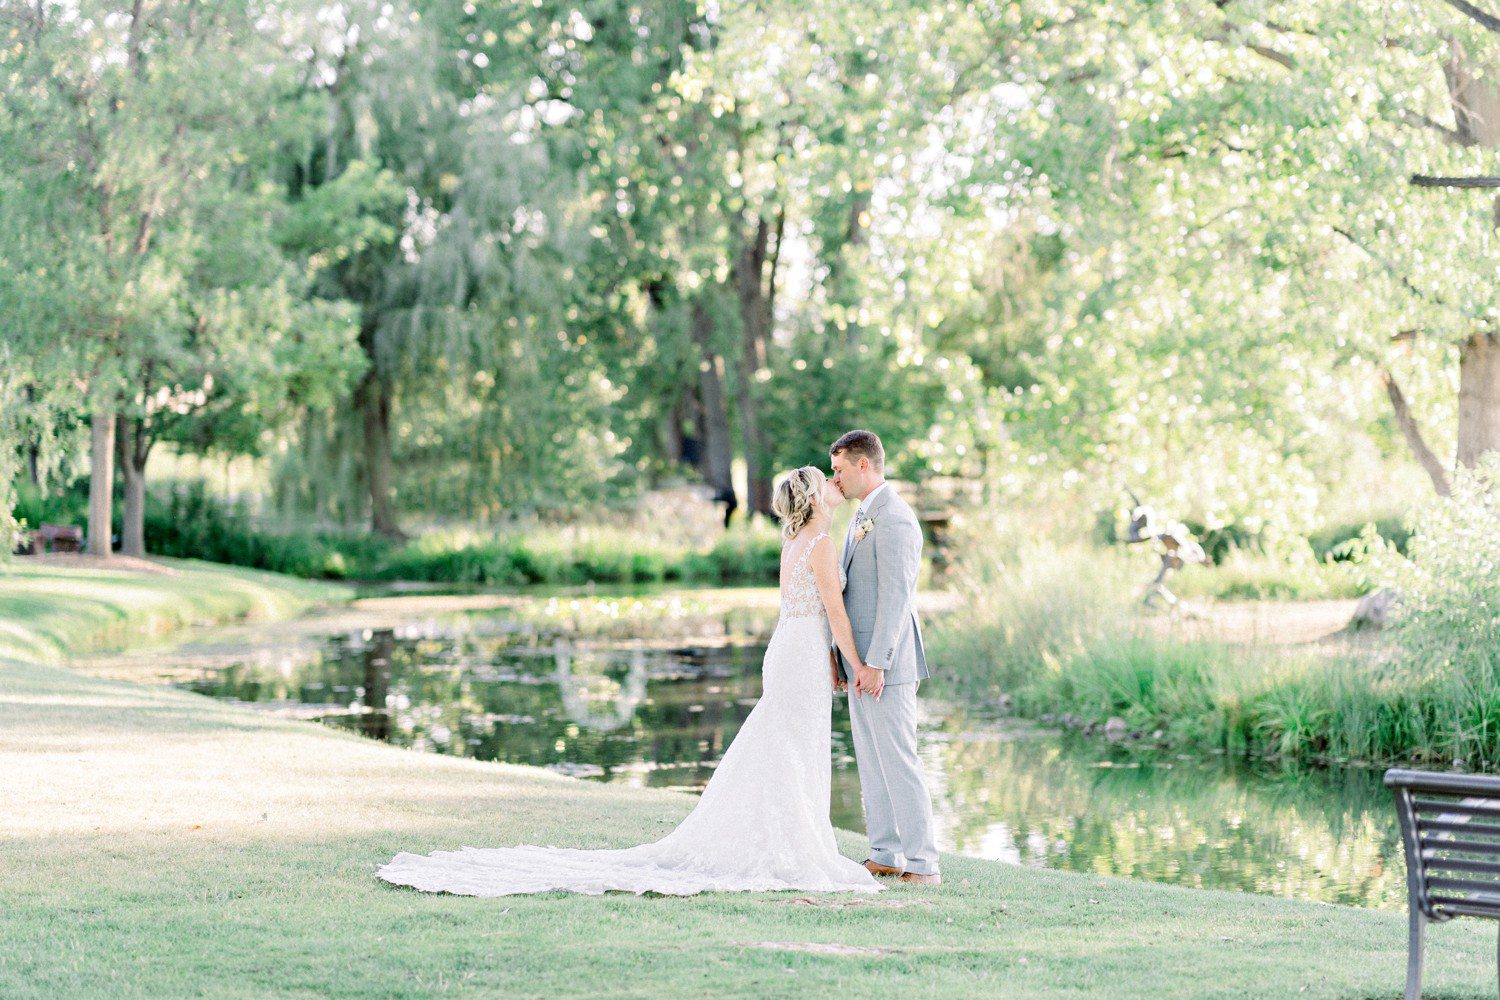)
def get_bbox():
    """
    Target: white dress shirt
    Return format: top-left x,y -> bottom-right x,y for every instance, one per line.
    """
856,481 -> 889,520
